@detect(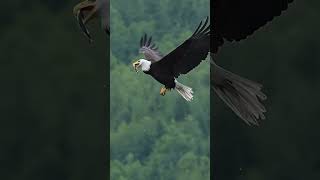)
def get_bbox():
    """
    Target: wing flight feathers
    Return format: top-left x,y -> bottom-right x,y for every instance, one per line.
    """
152,17 -> 210,77
139,34 -> 163,63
